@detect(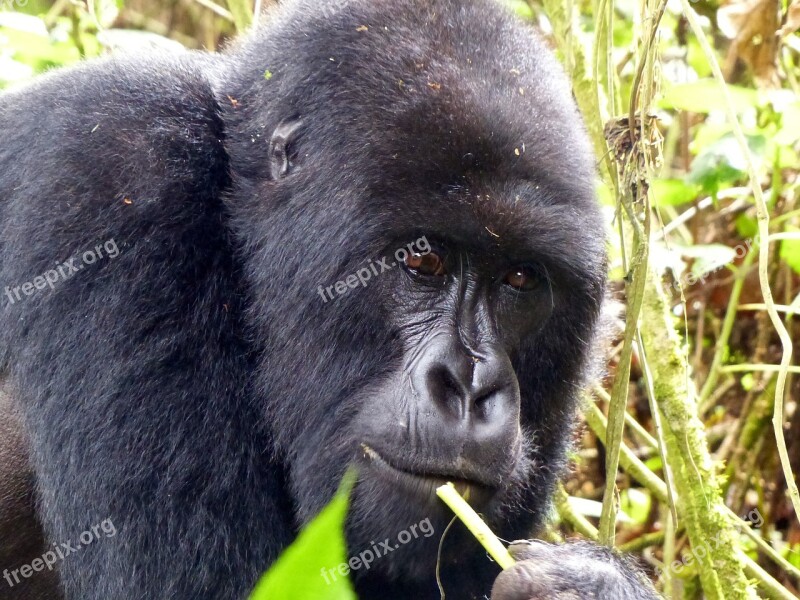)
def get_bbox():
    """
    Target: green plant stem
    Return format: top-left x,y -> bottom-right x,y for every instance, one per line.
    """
699,253 -> 757,409
585,401 -> 669,503
555,484 -> 600,540
436,483 -> 515,570
741,553 -> 797,600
